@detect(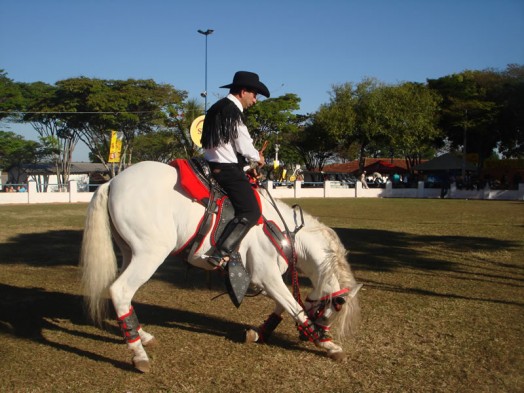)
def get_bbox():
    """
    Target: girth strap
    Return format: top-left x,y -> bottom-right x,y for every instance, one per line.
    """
187,190 -> 217,258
